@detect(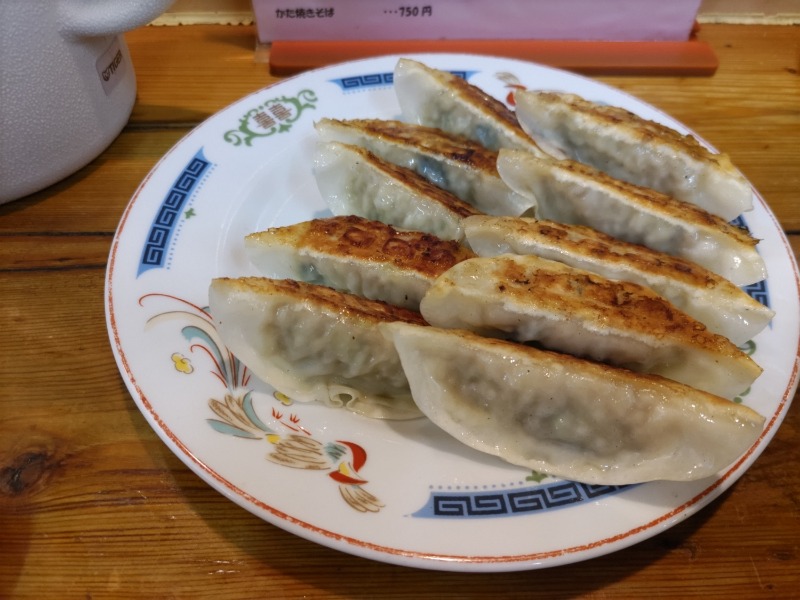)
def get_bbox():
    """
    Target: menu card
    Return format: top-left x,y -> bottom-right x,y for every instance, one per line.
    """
252,0 -> 702,43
